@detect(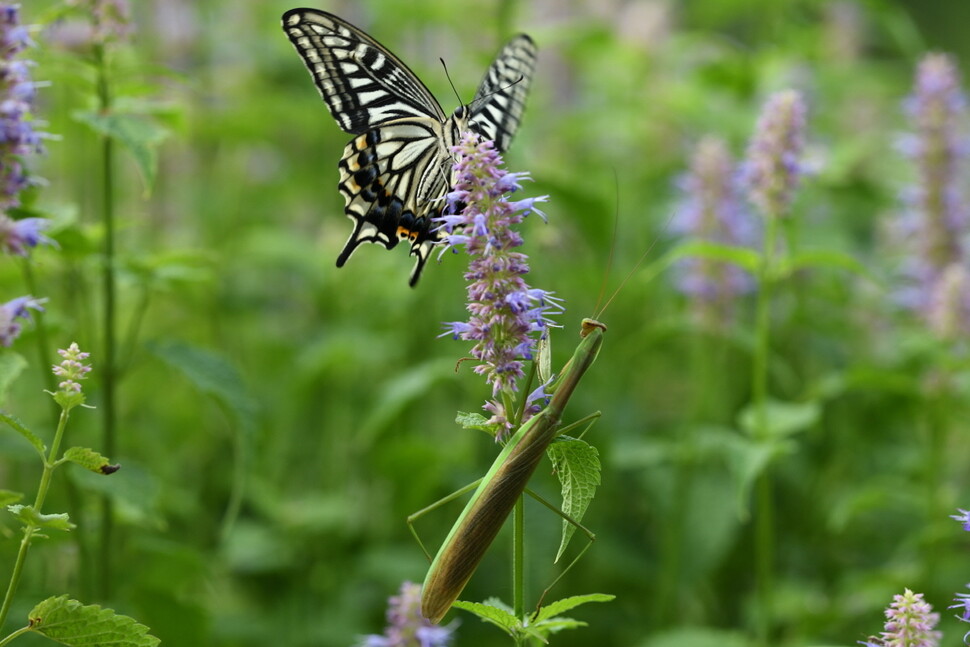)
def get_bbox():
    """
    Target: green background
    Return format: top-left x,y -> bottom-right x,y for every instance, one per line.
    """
3,0 -> 970,645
